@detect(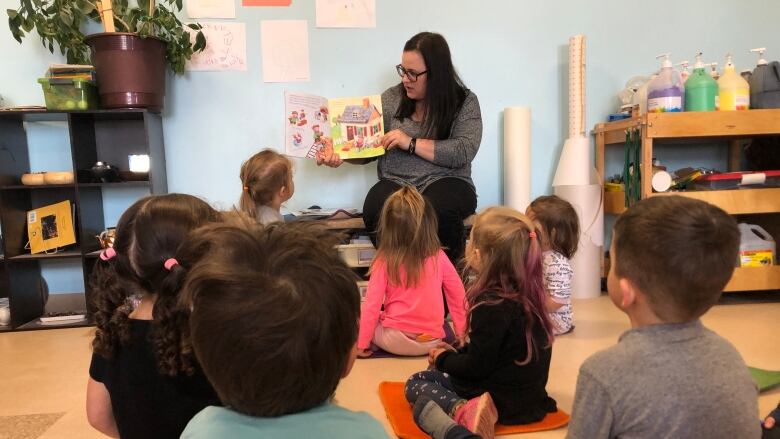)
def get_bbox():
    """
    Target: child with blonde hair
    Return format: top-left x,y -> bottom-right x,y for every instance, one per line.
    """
405,207 -> 558,439
358,186 -> 467,357
527,195 -> 579,335
239,149 -> 294,225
